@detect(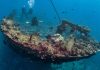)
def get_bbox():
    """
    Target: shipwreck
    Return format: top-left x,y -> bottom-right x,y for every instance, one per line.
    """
0,16 -> 100,63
